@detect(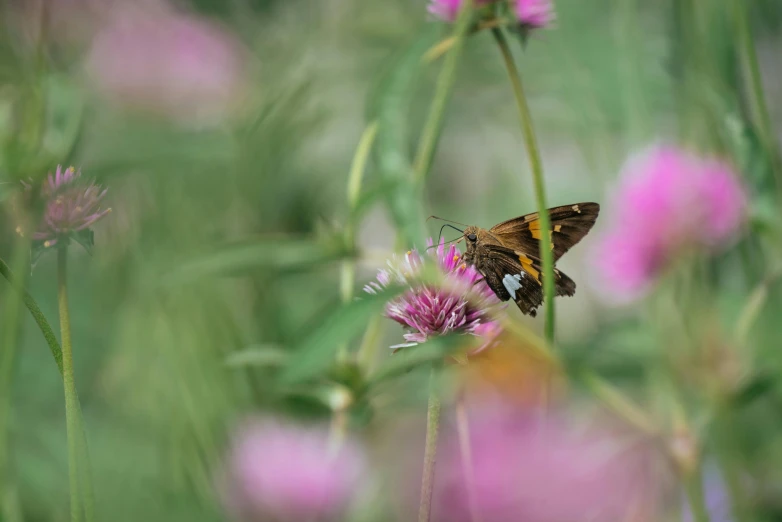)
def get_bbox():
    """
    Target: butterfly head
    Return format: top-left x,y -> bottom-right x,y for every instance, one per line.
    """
463,226 -> 479,244
462,226 -> 493,265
